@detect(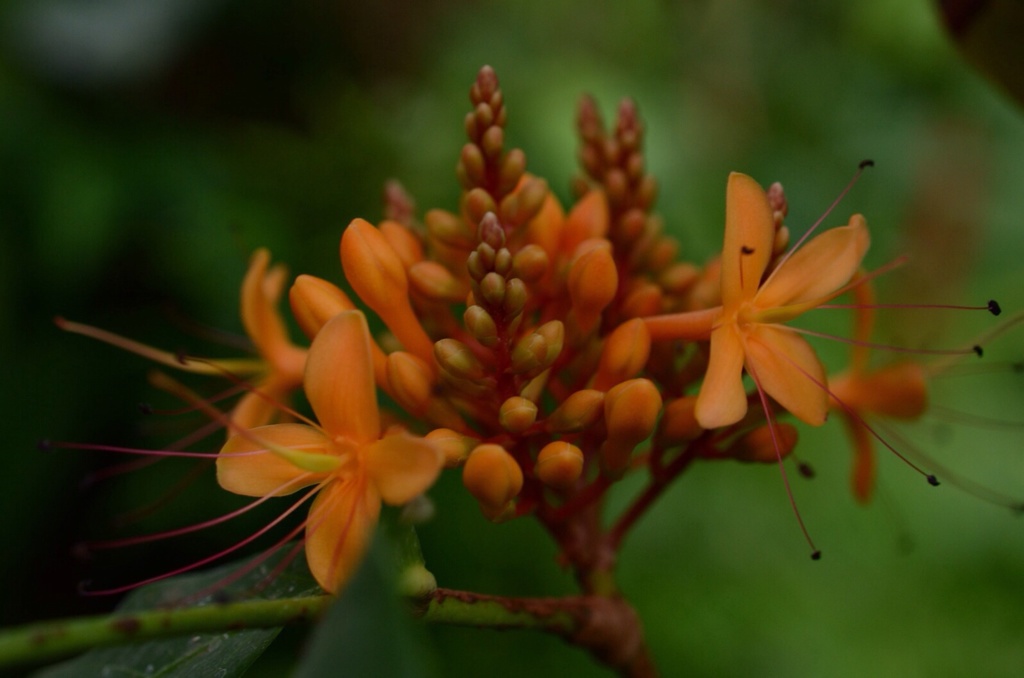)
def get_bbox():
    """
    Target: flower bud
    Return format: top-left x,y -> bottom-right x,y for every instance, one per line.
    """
563,190 -> 609,254
341,219 -> 435,365
535,441 -> 585,490
464,305 -> 499,347
481,125 -> 504,159
533,320 -> 564,366
656,396 -> 703,446
620,282 -> 663,320
512,244 -> 549,283
729,423 -> 798,463
459,143 -> 486,188
500,176 -> 549,227
568,240 -> 618,334
387,351 -> 435,416
658,262 -> 699,294
601,378 -> 662,475
478,272 -> 507,307
289,274 -> 356,339
545,389 -> 605,433
592,318 -> 650,391
464,188 -> 499,226
523,192 -> 564,260
427,427 -> 477,468
379,220 -> 424,268
499,396 -> 538,434
426,208 -> 476,250
502,278 -> 529,319
493,248 -> 513,276
462,444 -> 524,516
477,211 -> 505,249
434,338 -> 487,381
510,332 -> 547,374
498,148 -> 526,195
409,261 -> 469,303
